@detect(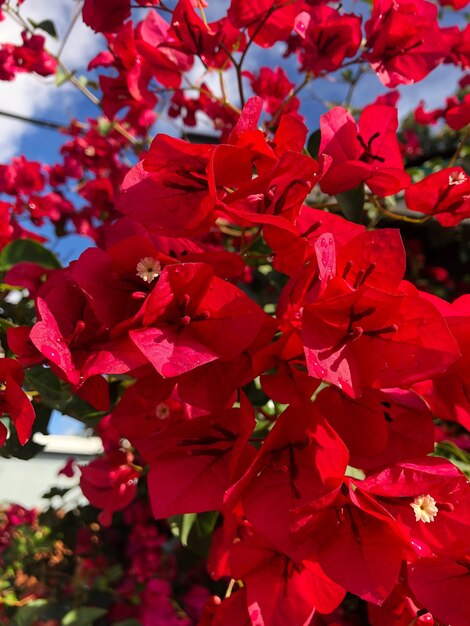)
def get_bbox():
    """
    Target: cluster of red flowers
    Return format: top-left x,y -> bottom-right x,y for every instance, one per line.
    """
0,29 -> 56,81
1,0 -> 470,625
